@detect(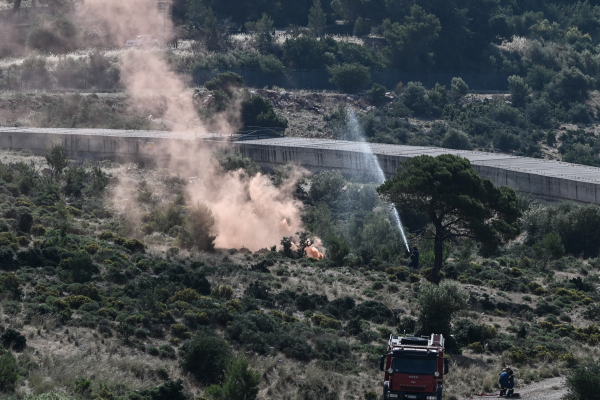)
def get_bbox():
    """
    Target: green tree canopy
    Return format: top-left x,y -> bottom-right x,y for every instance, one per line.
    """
45,143 -> 70,182
307,0 -> 327,36
327,62 -> 371,93
205,358 -> 261,400
378,154 -> 521,283
204,72 -> 244,97
180,331 -> 233,384
566,358 -> 600,400
417,280 -> 468,339
245,13 -> 274,53
0,349 -> 18,393
382,5 -> 441,71
240,94 -> 288,128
